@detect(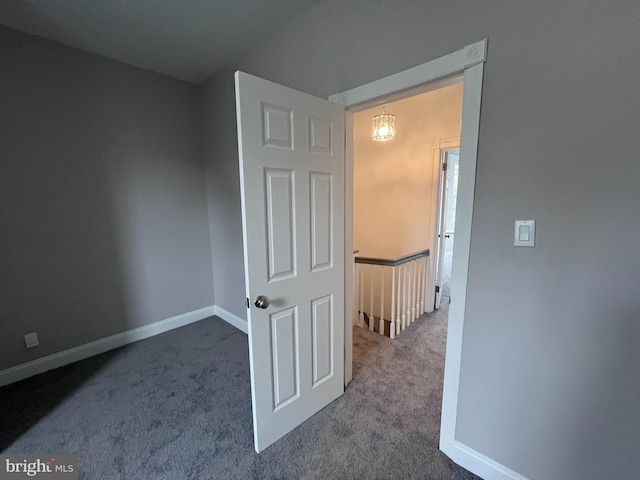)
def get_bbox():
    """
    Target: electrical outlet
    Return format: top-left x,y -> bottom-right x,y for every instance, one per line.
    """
24,332 -> 39,349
